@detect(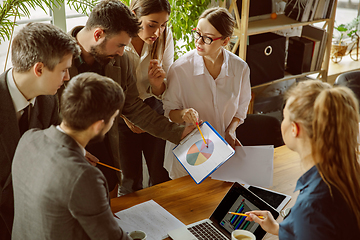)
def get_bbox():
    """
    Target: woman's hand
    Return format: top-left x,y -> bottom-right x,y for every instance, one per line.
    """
123,117 -> 145,134
225,129 -> 240,149
245,210 -> 279,236
148,59 -> 166,96
181,108 -> 199,125
225,117 -> 241,149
